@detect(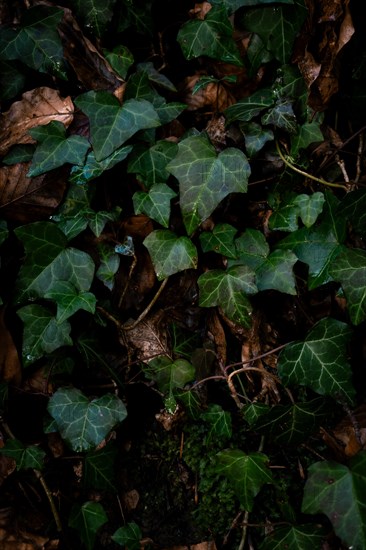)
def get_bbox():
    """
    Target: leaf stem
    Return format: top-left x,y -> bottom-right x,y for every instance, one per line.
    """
275,140 -> 348,190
